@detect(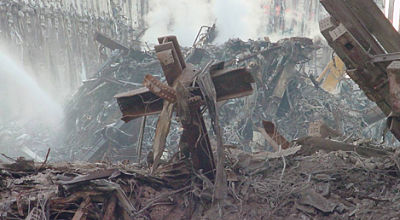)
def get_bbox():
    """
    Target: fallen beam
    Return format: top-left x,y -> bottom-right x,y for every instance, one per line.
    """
345,0 -> 400,53
262,121 -> 290,150
371,52 -> 400,63
94,32 -> 129,52
296,136 -> 389,158
115,67 -> 254,122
